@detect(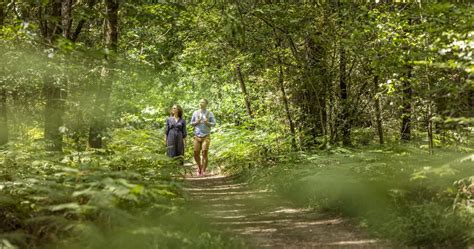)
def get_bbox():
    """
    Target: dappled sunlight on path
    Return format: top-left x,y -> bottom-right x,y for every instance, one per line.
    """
185,174 -> 391,249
